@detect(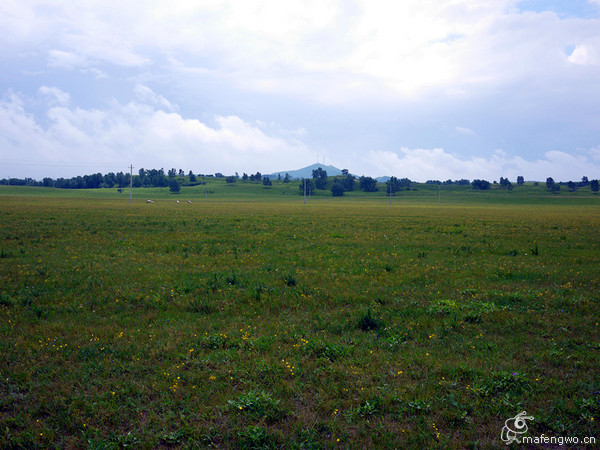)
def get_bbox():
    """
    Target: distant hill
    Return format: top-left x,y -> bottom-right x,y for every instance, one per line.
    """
268,163 -> 345,180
